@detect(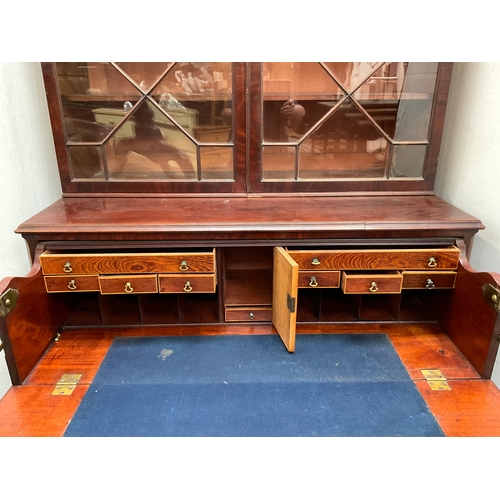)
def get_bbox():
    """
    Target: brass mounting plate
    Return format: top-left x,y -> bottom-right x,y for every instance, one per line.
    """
51,374 -> 83,396
0,288 -> 19,317
482,283 -> 500,311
